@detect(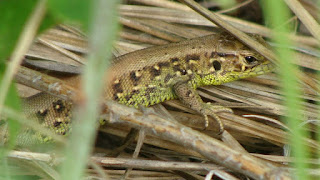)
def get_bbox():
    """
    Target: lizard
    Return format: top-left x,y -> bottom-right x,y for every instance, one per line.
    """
102,32 -> 273,132
2,32 -> 274,145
